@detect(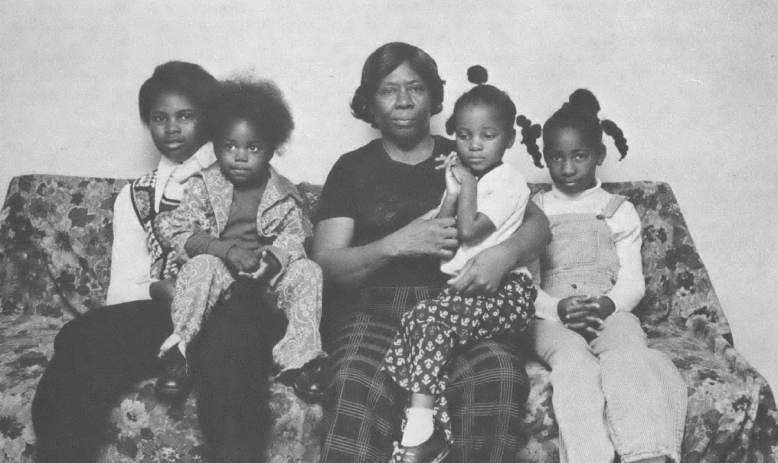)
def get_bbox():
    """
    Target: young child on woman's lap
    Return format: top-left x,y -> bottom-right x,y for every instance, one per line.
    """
517,89 -> 687,463
381,67 -> 536,463
157,78 -> 326,401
